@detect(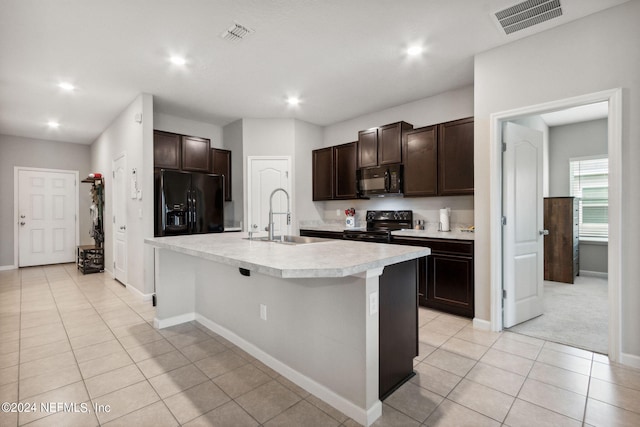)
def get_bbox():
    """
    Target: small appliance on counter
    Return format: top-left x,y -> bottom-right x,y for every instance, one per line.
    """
439,208 -> 451,232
